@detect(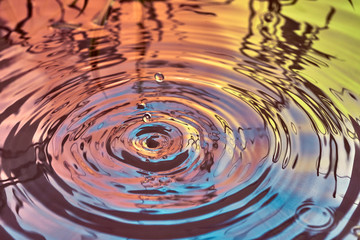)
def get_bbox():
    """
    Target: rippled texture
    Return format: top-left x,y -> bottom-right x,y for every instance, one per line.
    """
1,0 -> 360,239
